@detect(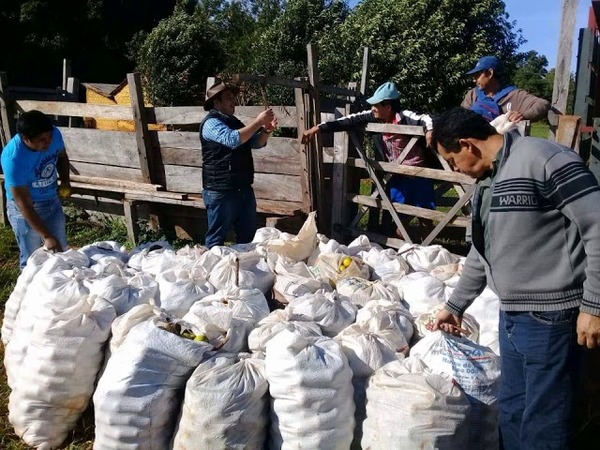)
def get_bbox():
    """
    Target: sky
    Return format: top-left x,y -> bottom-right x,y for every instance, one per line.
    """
347,0 -> 591,71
